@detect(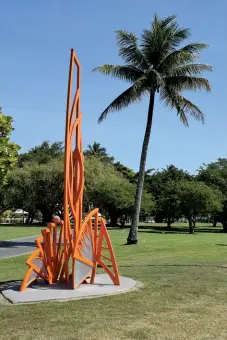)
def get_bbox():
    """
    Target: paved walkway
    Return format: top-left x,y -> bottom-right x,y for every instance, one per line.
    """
0,235 -> 37,259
